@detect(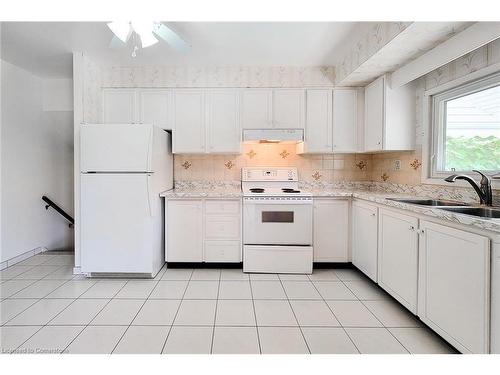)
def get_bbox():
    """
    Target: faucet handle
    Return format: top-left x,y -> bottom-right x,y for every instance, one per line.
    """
472,170 -> 491,183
